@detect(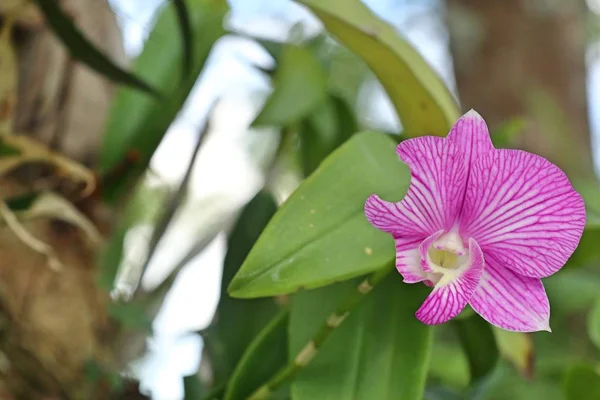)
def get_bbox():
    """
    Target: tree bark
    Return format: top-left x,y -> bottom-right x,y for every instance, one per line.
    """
446,0 -> 595,179
0,1 -> 126,398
